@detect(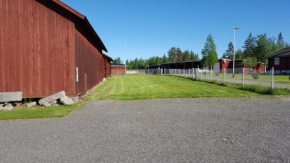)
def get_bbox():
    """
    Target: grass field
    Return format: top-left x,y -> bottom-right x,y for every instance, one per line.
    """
88,75 -> 259,100
0,103 -> 81,120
